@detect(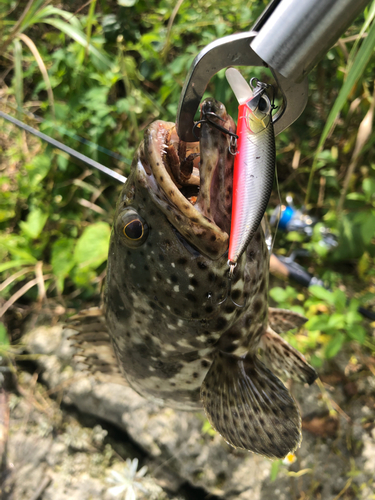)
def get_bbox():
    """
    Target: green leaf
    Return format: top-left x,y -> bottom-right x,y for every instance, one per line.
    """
0,323 -> 9,346
13,39 -> 23,111
325,333 -> 345,359
347,324 -> 366,344
0,259 -> 36,273
51,238 -> 76,292
332,289 -> 346,313
19,209 -> 48,239
73,222 -> 111,269
43,18 -> 112,70
317,17 -> 375,152
270,460 -> 281,482
305,314 -> 331,332
362,177 -> 375,202
345,310 -> 362,326
269,287 -> 288,303
327,313 -> 345,330
309,285 -> 335,305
